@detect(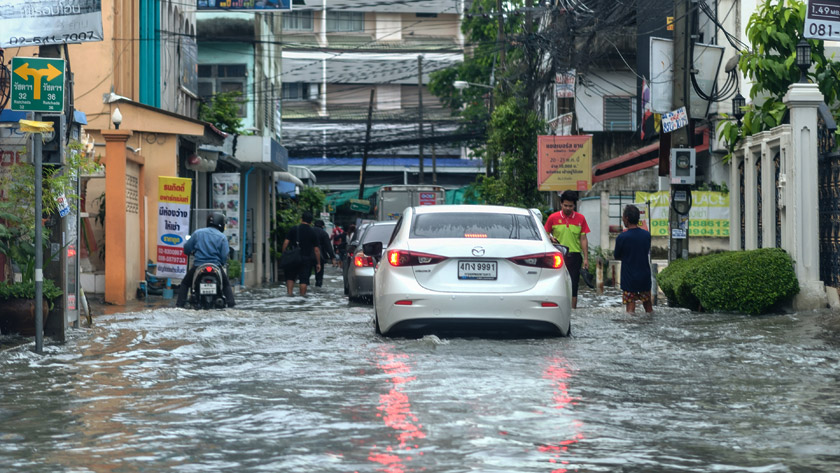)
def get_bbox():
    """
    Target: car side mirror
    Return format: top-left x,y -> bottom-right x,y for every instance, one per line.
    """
363,241 -> 383,258
553,244 -> 569,255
